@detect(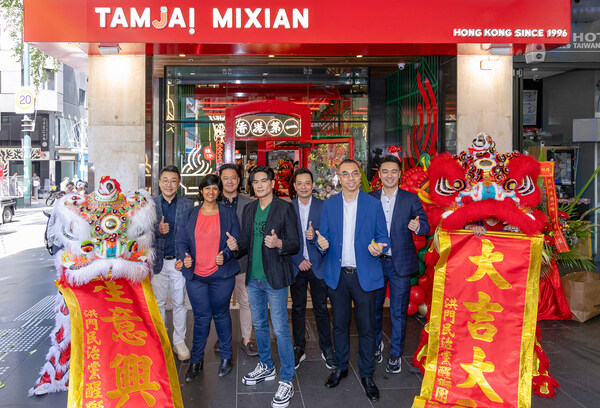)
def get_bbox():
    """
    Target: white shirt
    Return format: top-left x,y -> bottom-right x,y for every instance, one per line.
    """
341,192 -> 358,267
298,197 -> 312,261
380,187 -> 398,256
